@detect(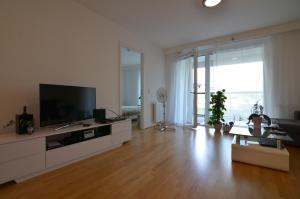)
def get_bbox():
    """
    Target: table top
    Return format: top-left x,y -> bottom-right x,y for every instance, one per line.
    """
0,119 -> 130,145
230,125 -> 293,142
